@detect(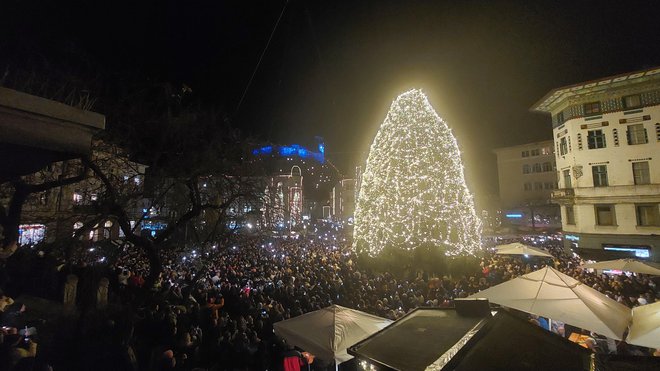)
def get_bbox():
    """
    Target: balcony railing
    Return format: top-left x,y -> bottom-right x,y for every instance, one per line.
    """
551,188 -> 574,199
